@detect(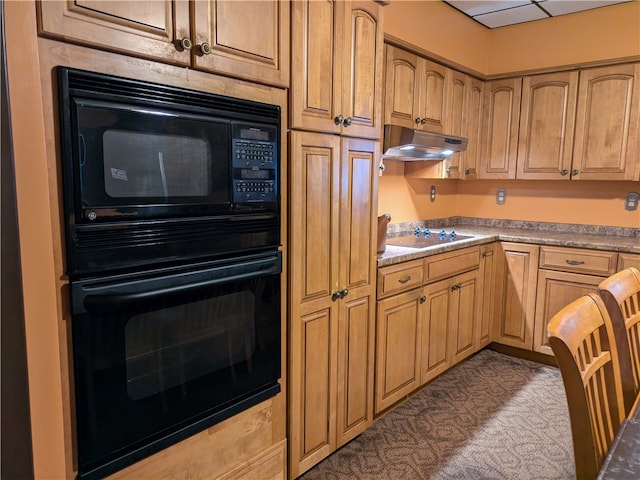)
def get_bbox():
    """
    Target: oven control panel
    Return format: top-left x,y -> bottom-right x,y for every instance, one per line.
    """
232,124 -> 278,204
